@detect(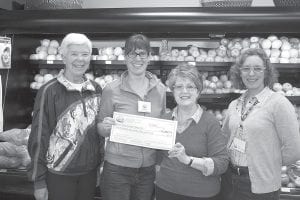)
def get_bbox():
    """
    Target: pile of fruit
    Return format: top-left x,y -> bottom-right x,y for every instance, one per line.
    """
206,109 -> 228,125
201,72 -> 237,94
97,47 -> 125,61
159,35 -> 300,63
29,39 -> 61,61
273,82 -> 300,96
30,69 -> 58,90
0,127 -> 31,169
30,68 -> 120,90
281,161 -> 300,189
